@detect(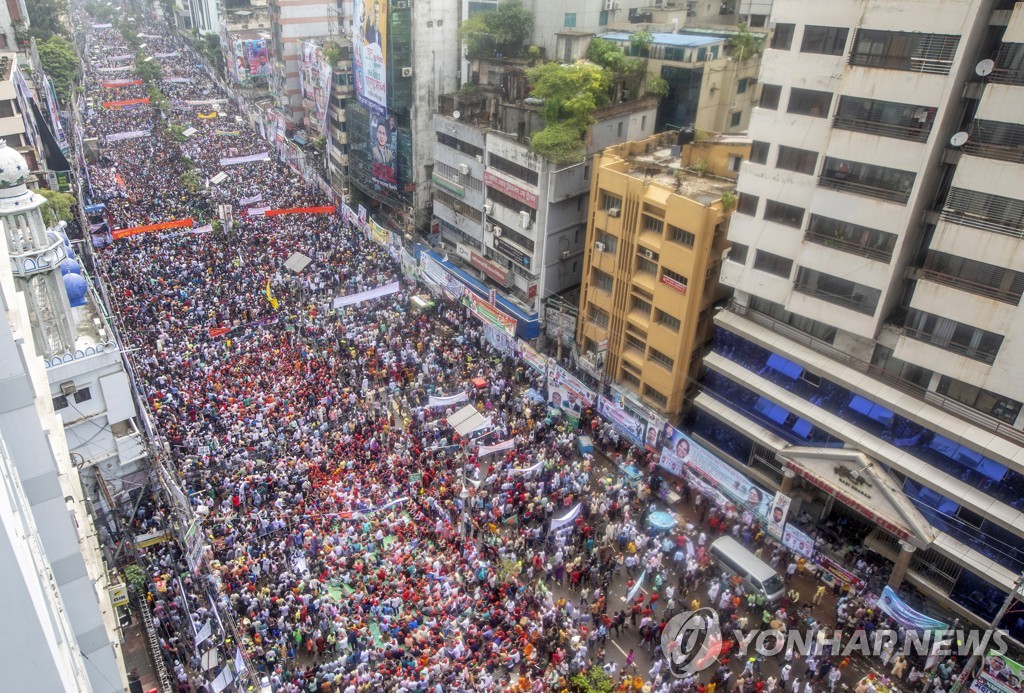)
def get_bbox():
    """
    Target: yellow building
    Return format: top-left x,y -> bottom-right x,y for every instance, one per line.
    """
576,132 -> 750,421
